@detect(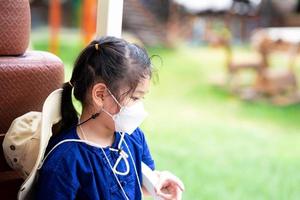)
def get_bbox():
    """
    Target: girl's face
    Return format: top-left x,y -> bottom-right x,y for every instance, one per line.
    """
121,77 -> 150,107
90,77 -> 150,131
